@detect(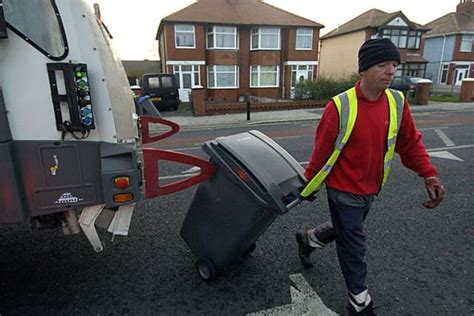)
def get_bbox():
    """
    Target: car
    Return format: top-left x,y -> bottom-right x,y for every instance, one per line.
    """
140,73 -> 181,110
390,76 -> 424,98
